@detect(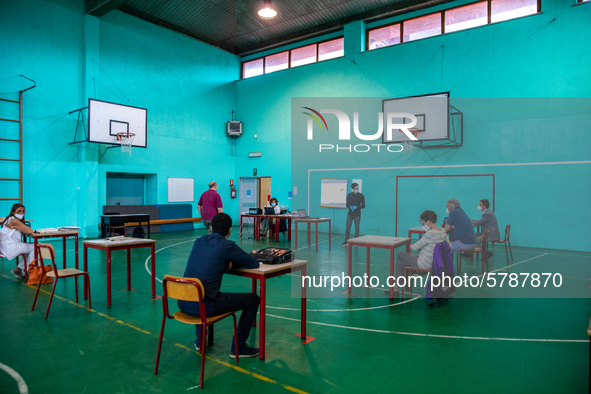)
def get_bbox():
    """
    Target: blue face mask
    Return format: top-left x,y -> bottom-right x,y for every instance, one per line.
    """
353,189 -> 359,194
271,203 -> 276,207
